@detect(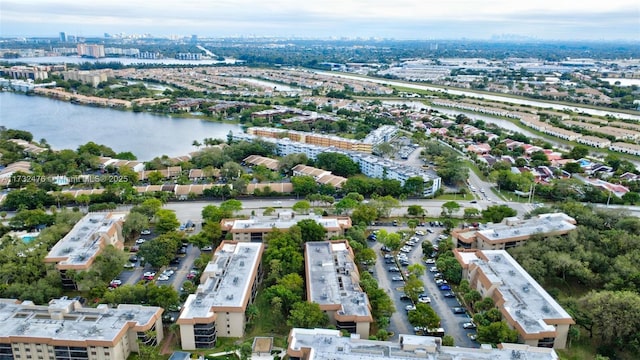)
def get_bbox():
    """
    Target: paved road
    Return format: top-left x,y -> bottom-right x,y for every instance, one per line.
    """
370,240 -> 411,340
